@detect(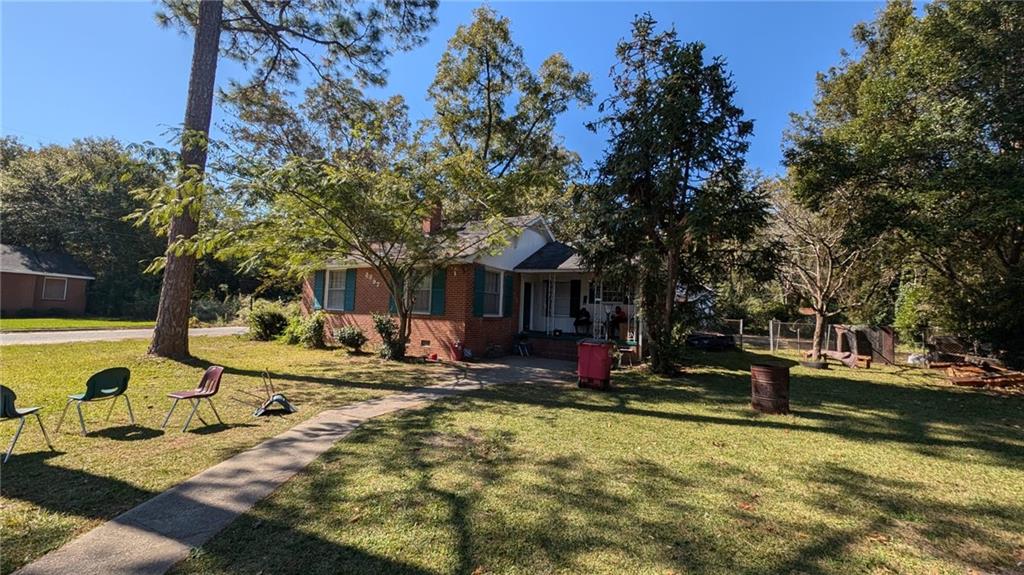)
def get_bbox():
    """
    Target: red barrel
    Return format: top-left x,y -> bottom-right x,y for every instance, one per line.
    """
750,364 -> 790,414
578,339 -> 614,390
